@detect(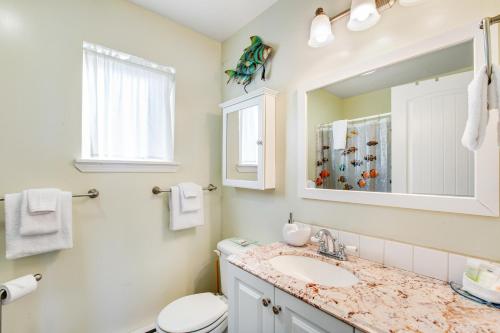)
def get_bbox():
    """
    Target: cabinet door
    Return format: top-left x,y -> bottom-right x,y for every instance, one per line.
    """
274,289 -> 354,333
227,263 -> 275,333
